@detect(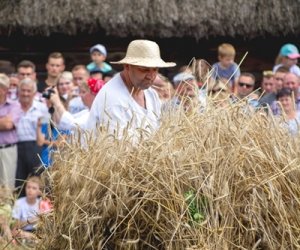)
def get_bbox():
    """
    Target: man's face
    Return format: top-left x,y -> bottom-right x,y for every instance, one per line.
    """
19,82 -> 35,106
237,76 -> 255,98
72,68 -> 89,86
126,65 -> 158,90
262,76 -> 275,94
46,58 -> 65,78
274,72 -> 286,91
18,67 -> 36,80
283,73 -> 299,94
